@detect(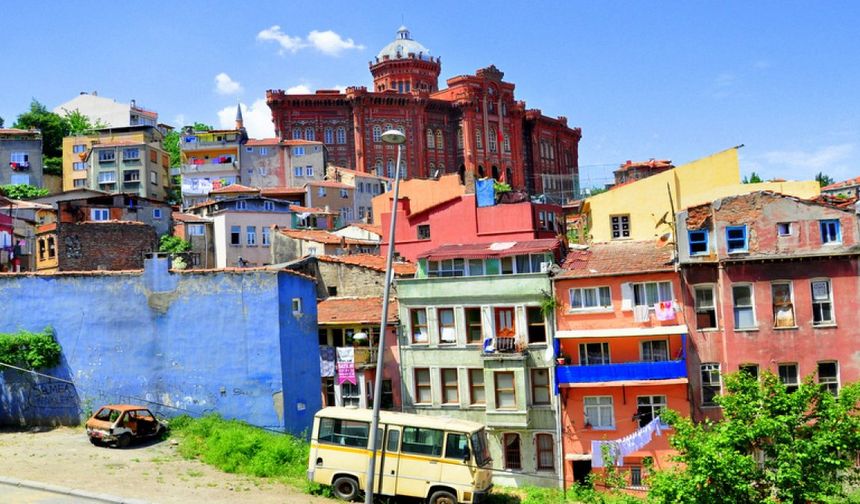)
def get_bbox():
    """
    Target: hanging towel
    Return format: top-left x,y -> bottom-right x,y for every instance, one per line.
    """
319,346 -> 336,377
633,305 -> 650,322
655,301 -> 676,321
